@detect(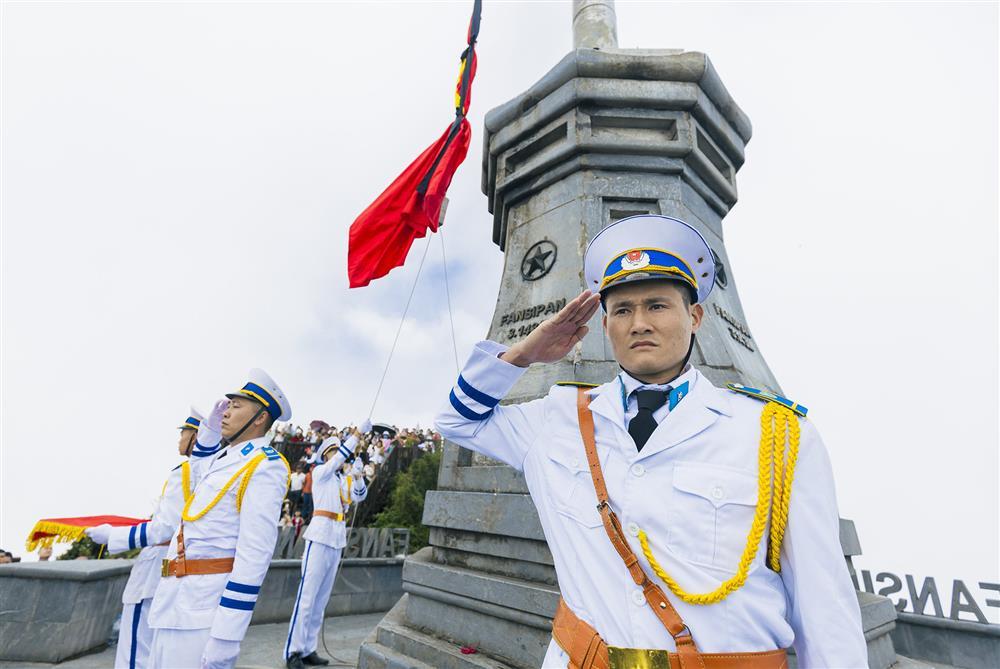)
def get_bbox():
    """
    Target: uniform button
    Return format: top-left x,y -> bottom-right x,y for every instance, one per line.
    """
711,486 -> 724,500
631,589 -> 646,606
630,463 -> 646,477
626,522 -> 640,537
